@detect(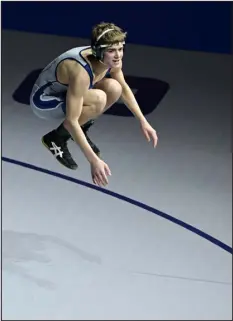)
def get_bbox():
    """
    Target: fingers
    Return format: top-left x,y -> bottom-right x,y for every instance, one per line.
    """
92,164 -> 111,187
93,172 -> 104,186
93,173 -> 108,187
93,176 -> 101,186
100,171 -> 109,186
147,130 -> 158,148
144,130 -> 150,142
105,164 -> 112,176
152,132 -> 158,148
